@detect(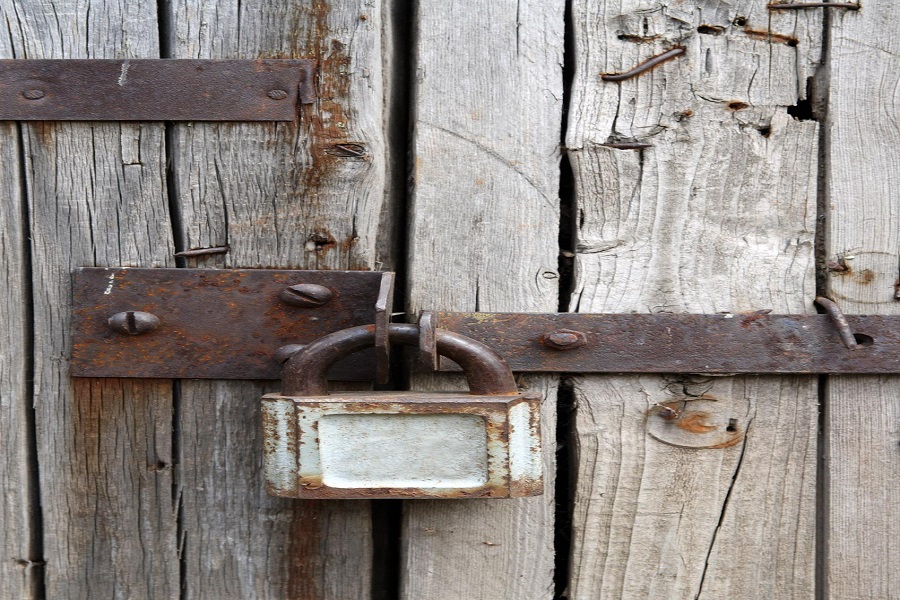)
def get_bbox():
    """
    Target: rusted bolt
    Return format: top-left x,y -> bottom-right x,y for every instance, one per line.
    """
267,89 -> 289,100
275,344 -> 306,364
108,311 -> 160,335
280,284 -> 333,307
542,329 -> 587,350
22,89 -> 45,100
651,403 -> 680,420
